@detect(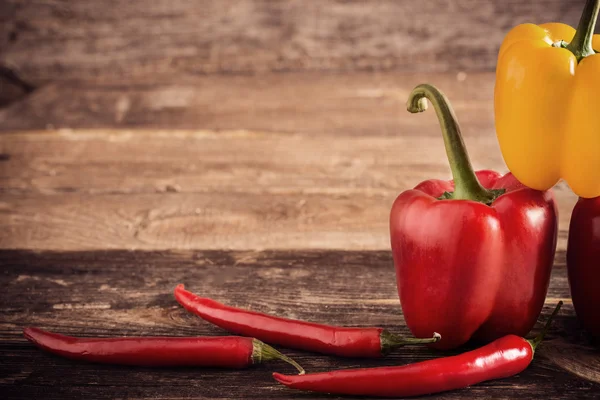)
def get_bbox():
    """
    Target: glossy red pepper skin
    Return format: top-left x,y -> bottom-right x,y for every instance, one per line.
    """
390,84 -> 558,350
276,302 -> 563,397
175,285 -> 438,357
567,197 -> 600,339
391,170 -> 557,349
23,327 -> 305,373
24,327 -> 255,367
274,335 -> 532,397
